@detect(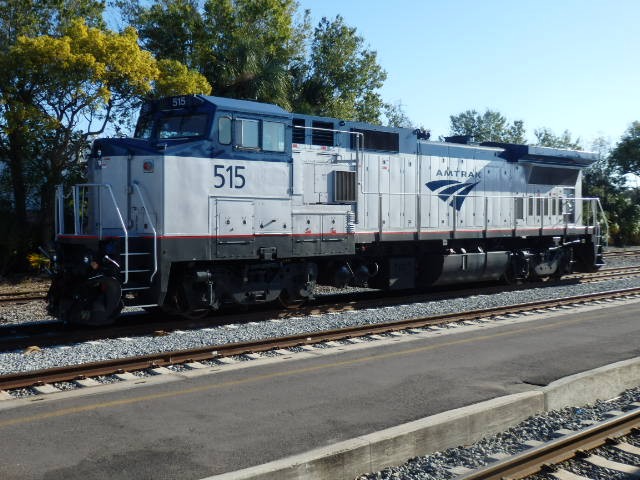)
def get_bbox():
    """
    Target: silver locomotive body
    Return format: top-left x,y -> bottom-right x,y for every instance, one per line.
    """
48,95 -> 606,324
